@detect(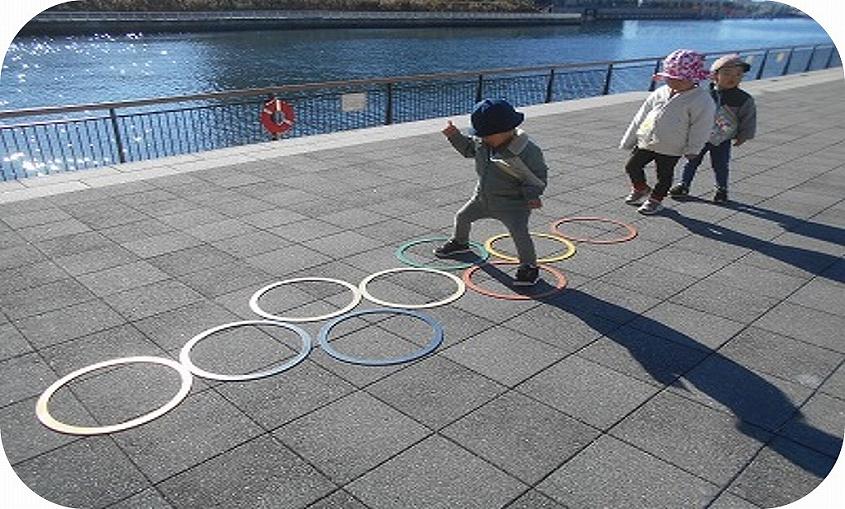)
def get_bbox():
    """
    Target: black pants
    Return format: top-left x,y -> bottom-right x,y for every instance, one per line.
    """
624,148 -> 681,200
